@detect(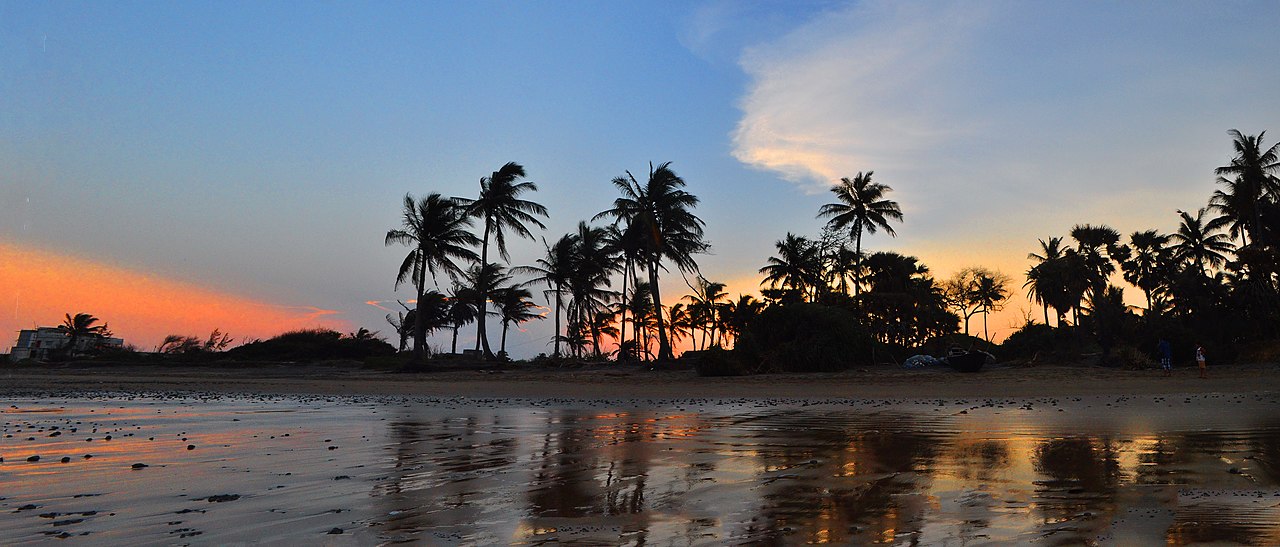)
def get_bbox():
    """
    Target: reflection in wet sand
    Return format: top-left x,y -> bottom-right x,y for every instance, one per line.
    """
5,395 -> 1280,544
